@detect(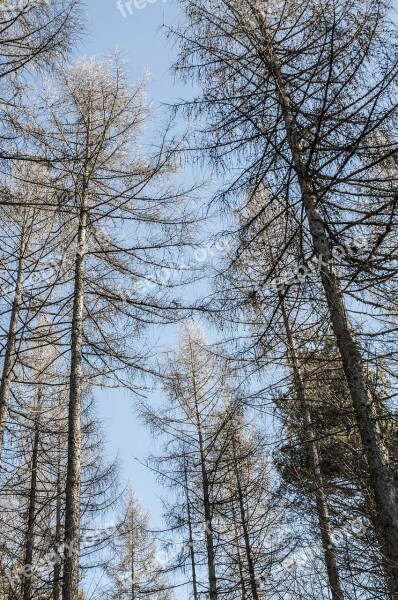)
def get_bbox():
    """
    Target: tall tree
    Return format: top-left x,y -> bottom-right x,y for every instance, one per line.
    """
171,0 -> 398,591
219,191 -> 345,598
0,166 -> 64,460
28,56 -> 188,600
145,322 -> 287,600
